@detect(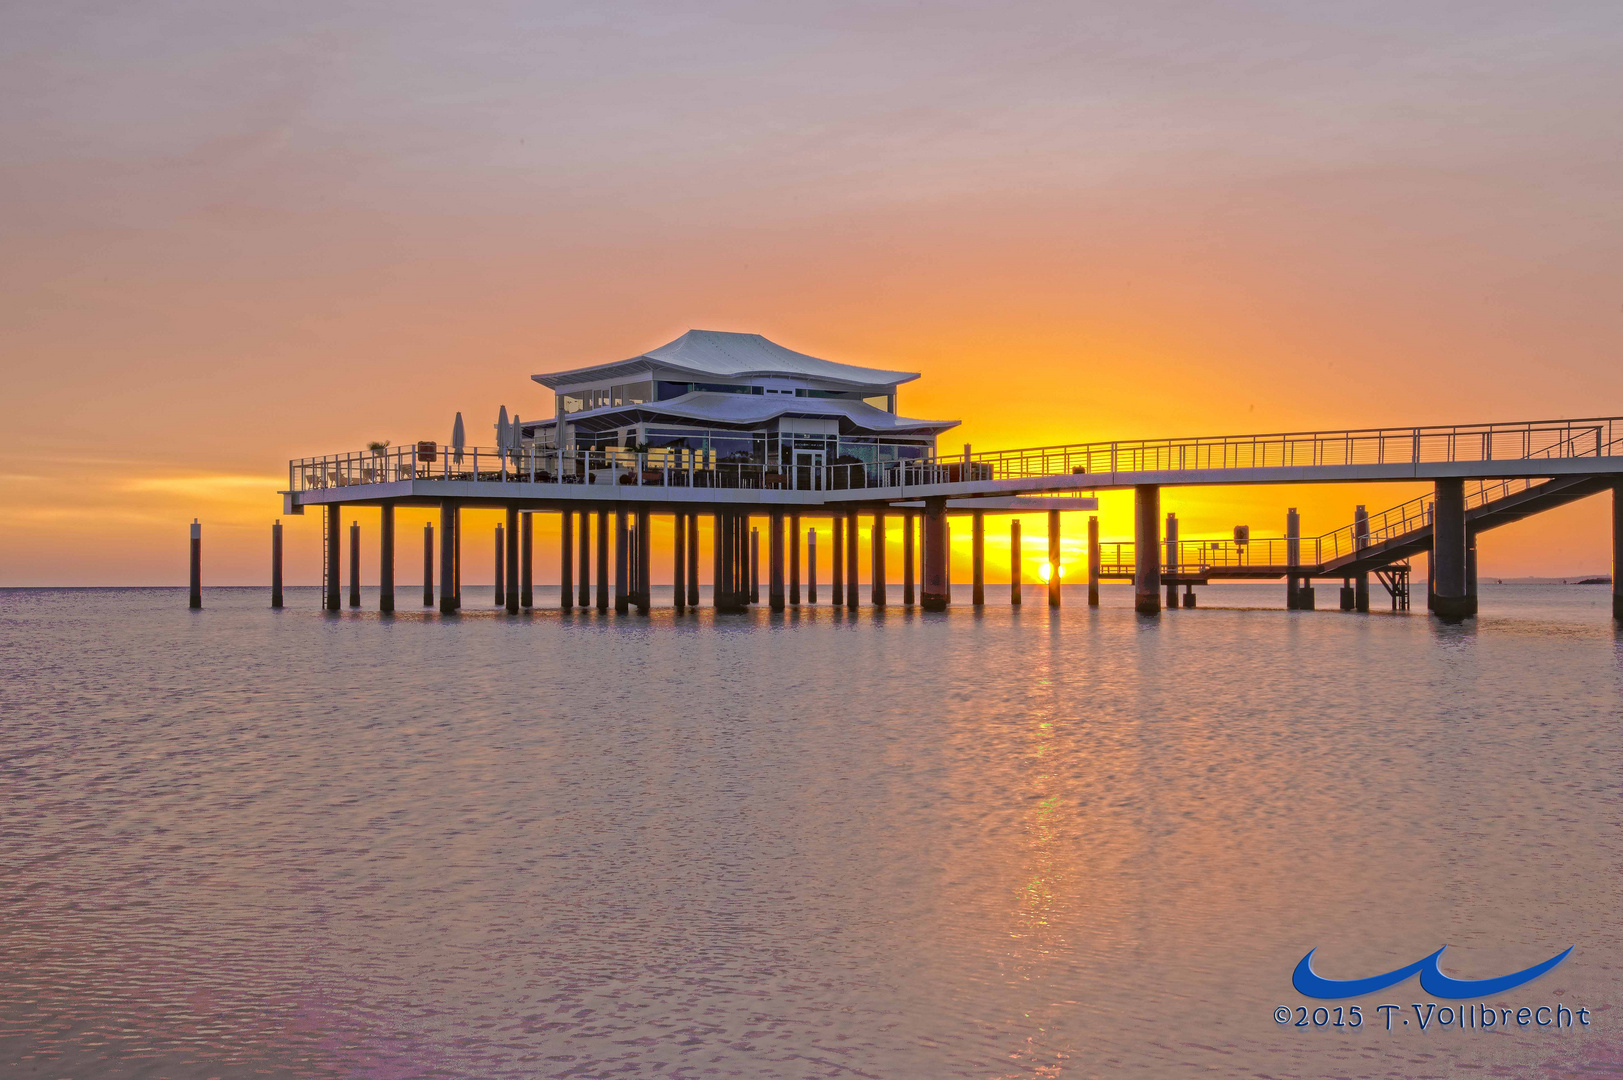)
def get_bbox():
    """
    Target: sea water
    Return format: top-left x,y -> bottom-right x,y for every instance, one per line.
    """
2,584 -> 1620,1079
